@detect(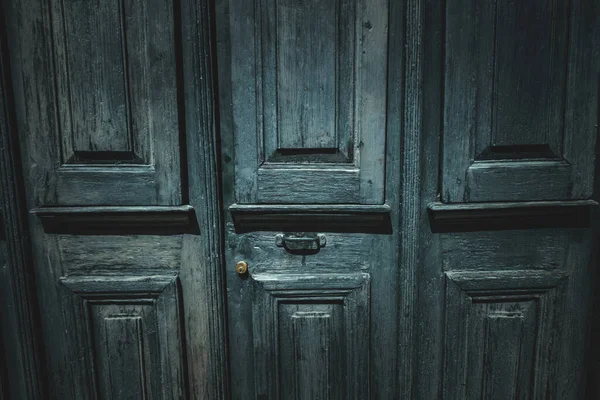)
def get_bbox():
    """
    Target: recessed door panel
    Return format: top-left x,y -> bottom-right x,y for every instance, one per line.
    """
252,273 -> 370,399
443,271 -> 567,398
442,0 -> 597,202
230,0 -> 388,204
24,0 -> 183,205
59,275 -> 185,399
